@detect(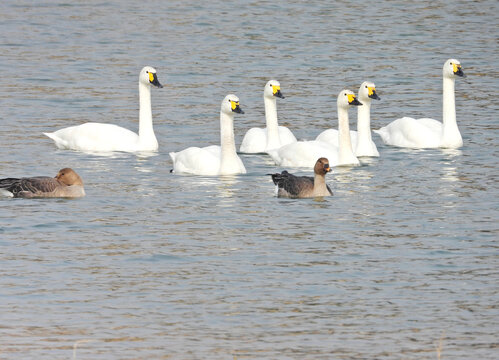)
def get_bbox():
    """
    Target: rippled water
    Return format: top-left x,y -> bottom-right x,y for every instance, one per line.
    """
0,1 -> 498,359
